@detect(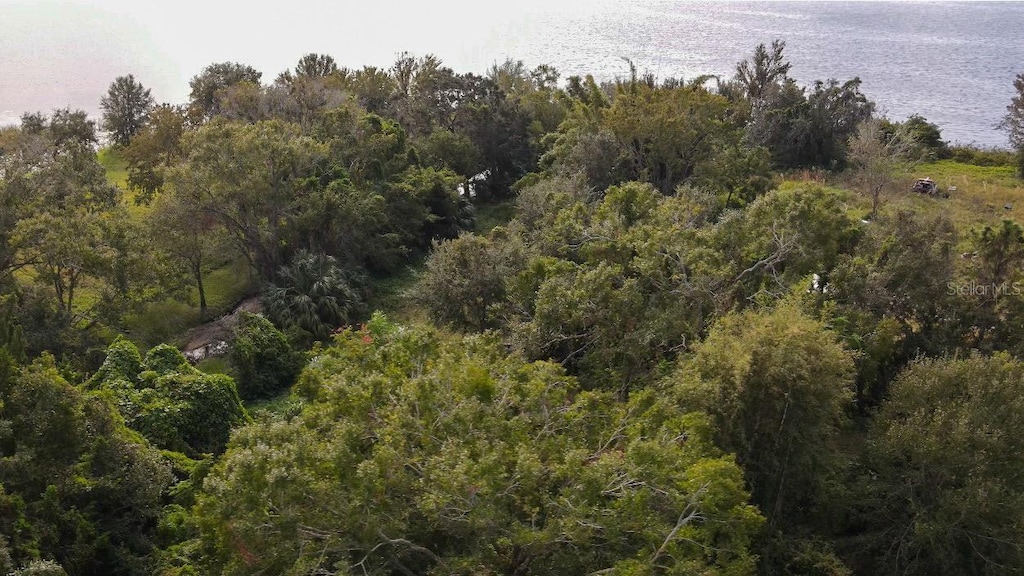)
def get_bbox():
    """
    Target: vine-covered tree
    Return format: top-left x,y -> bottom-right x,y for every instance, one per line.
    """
86,339 -> 248,456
